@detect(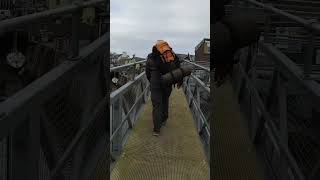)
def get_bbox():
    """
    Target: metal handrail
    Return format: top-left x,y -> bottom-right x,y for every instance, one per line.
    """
182,60 -> 210,72
0,1 -> 108,178
110,60 -> 146,72
110,81 -> 149,140
0,33 -> 108,138
231,40 -> 320,179
260,42 -> 320,103
110,72 -> 147,102
265,32 -> 320,40
110,59 -> 208,73
186,75 -> 210,126
110,71 -> 150,167
0,32 -> 108,179
0,0 -> 105,31
191,74 -> 210,92
183,71 -> 210,160
243,0 -> 320,33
